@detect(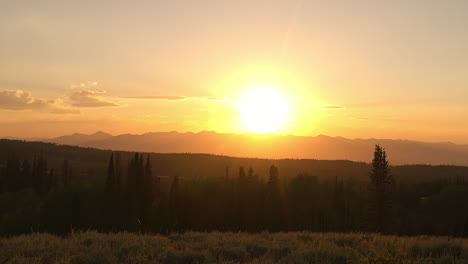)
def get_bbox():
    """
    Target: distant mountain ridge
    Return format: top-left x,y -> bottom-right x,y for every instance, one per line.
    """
49,131 -> 113,145
23,131 -> 468,166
